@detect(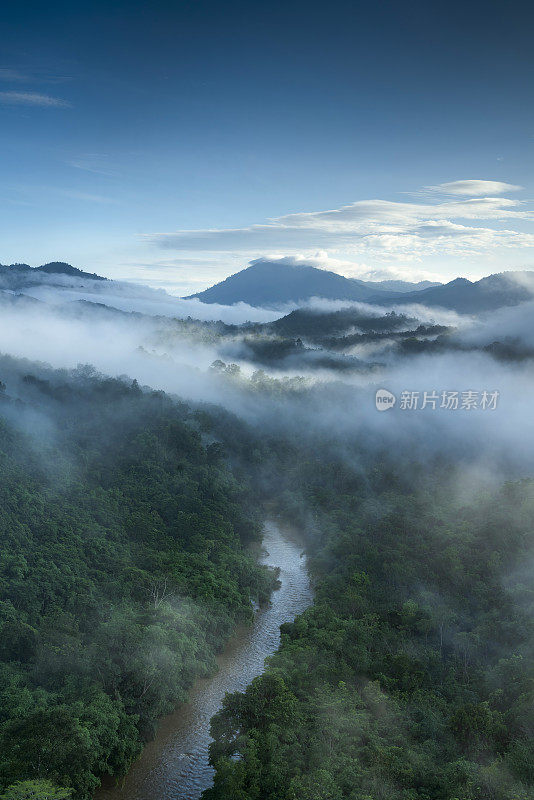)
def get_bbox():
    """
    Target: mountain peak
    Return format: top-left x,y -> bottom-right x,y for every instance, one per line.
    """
447,277 -> 473,286
36,262 -> 106,280
187,260 -> 534,314
0,261 -> 107,291
187,260 -> 375,307
188,260 -> 439,308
